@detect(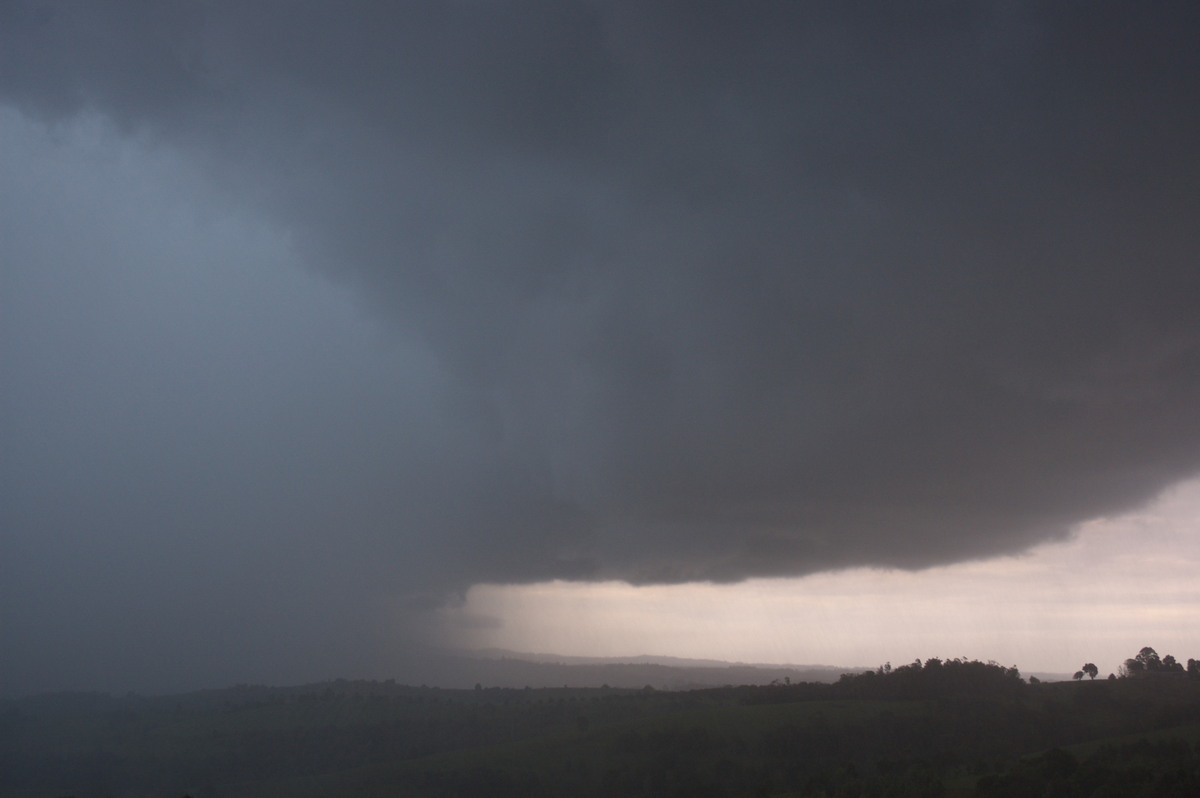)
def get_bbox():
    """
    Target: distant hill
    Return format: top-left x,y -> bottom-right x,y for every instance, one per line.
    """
445,648 -> 1075,687
1026,670 -> 1076,683
406,648 -> 864,690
